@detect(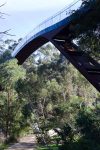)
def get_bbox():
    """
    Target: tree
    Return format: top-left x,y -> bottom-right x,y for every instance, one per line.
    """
0,59 -> 26,141
75,0 -> 100,60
